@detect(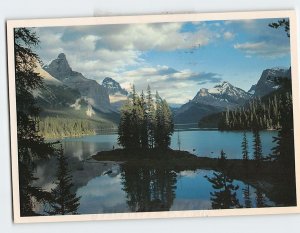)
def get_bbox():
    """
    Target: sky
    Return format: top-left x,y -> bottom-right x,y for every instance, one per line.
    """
34,18 -> 291,105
